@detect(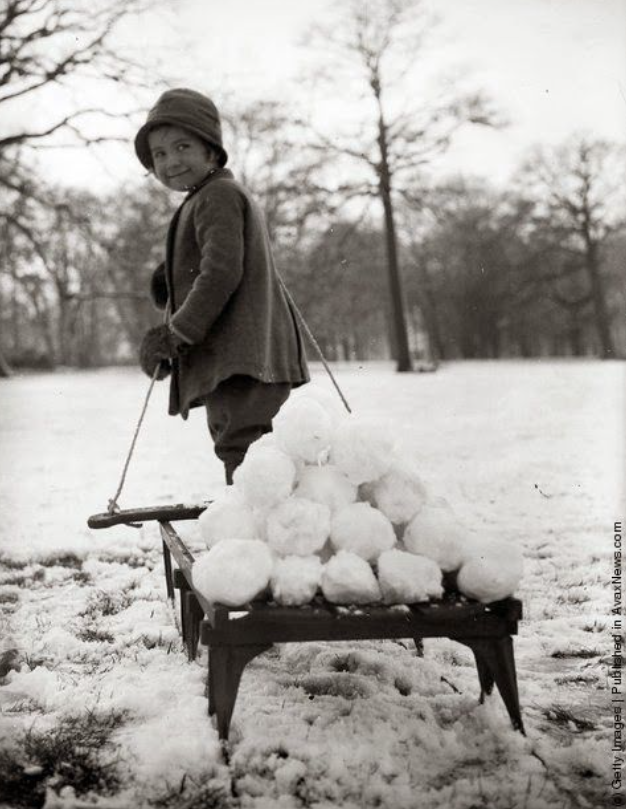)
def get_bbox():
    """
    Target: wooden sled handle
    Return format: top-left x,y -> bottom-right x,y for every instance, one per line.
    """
88,502 -> 209,529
